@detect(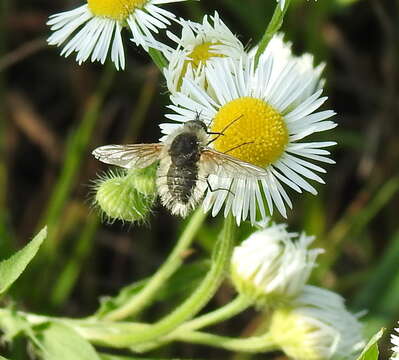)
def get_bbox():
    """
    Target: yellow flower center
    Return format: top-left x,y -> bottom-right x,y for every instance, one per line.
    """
87,0 -> 147,21
211,97 -> 288,167
187,42 -> 225,69
176,42 -> 225,91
